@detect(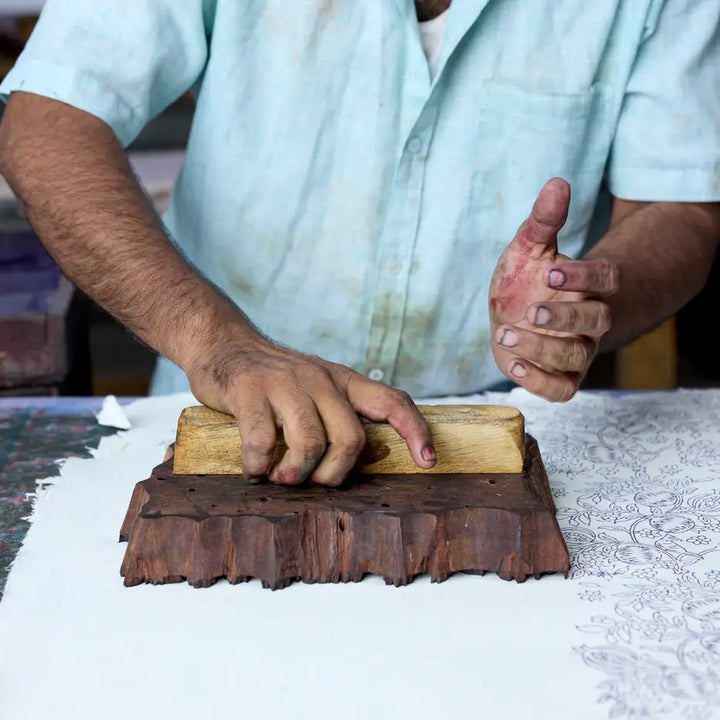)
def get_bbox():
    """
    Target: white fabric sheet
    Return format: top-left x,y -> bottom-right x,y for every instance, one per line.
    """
2,389 -> 720,719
